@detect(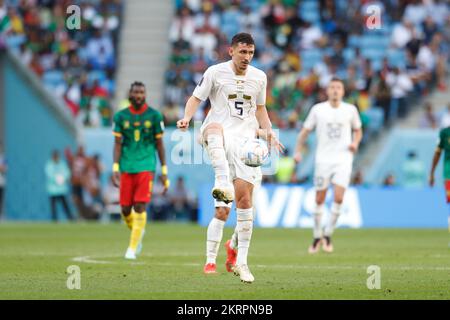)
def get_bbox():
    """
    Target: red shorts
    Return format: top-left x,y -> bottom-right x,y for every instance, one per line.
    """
120,171 -> 154,206
445,180 -> 450,203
